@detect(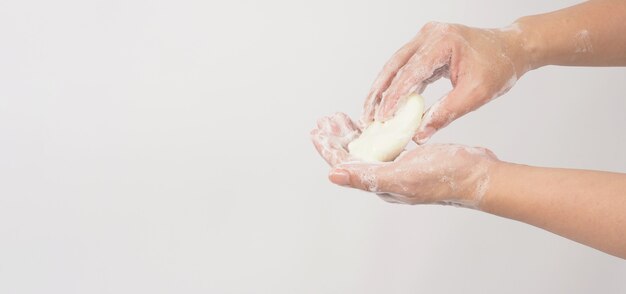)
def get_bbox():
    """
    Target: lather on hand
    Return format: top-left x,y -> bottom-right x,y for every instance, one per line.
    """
313,0 -> 626,259
311,113 -> 497,207
363,22 -> 529,144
